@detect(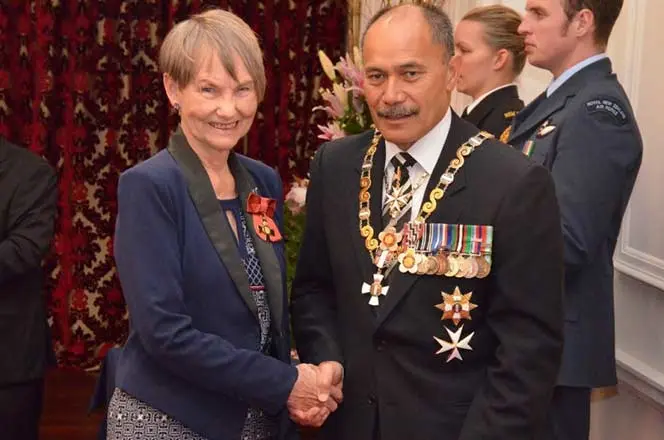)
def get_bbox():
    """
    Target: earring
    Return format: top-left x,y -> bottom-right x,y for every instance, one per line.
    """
173,103 -> 180,112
